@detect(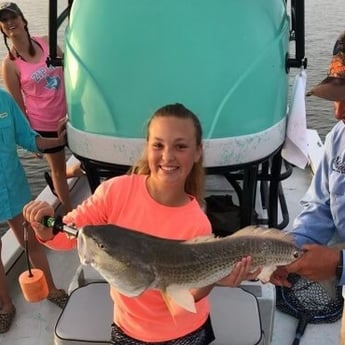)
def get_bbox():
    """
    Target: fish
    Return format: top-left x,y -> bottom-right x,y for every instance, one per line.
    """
77,224 -> 302,313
